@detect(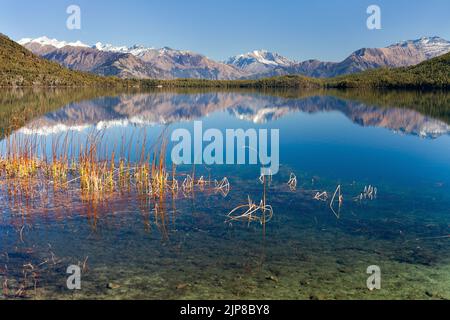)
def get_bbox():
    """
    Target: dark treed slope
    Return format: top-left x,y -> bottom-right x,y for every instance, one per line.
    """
326,52 -> 450,89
